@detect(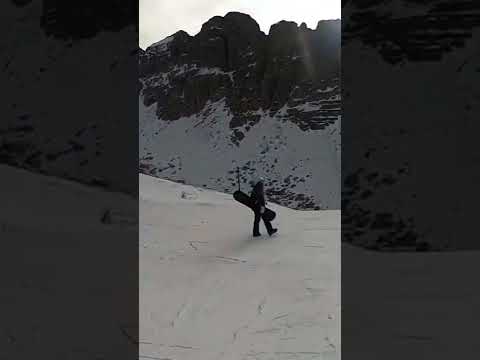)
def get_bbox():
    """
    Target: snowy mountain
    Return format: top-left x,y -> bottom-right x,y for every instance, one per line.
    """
140,173 -> 340,359
139,13 -> 341,210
